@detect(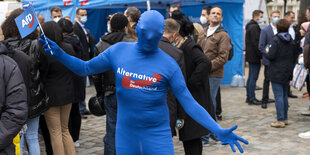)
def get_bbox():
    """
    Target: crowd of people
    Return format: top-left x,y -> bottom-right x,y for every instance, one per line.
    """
0,3 -> 309,155
245,7 -> 310,132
